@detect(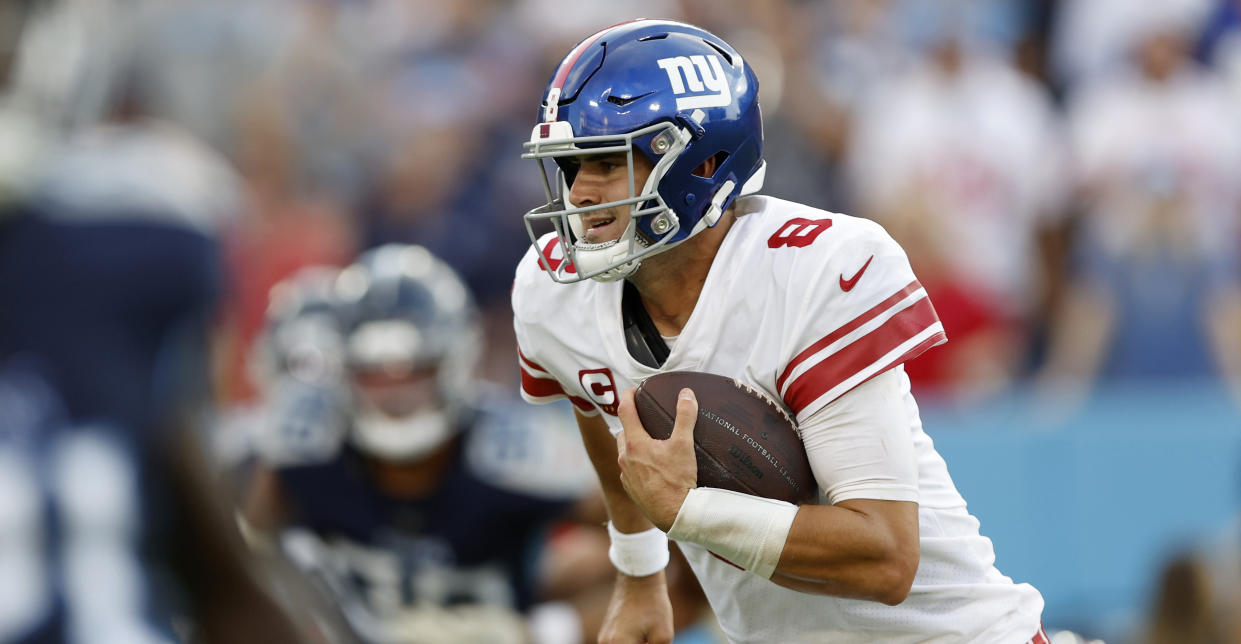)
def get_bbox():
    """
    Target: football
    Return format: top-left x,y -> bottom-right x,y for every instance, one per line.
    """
634,371 -> 816,505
